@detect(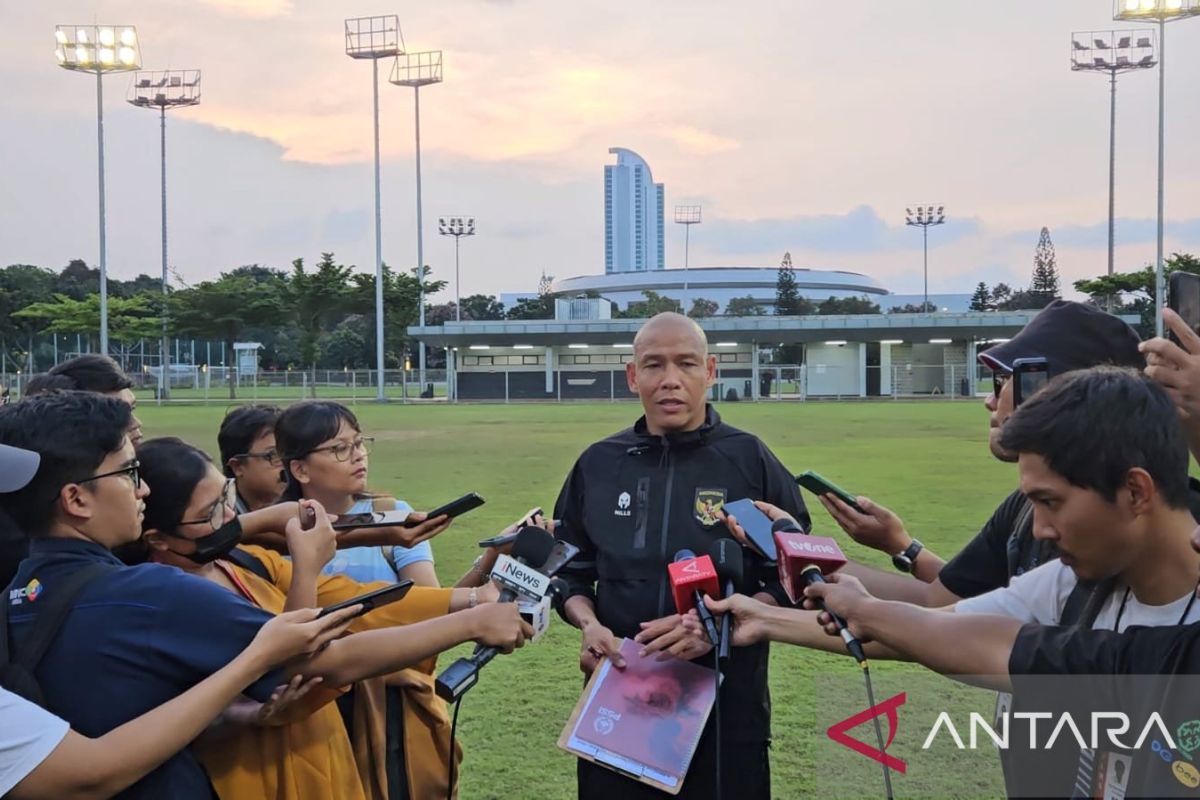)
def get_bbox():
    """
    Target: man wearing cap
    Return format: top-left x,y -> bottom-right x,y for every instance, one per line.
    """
752,300 -> 1149,609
